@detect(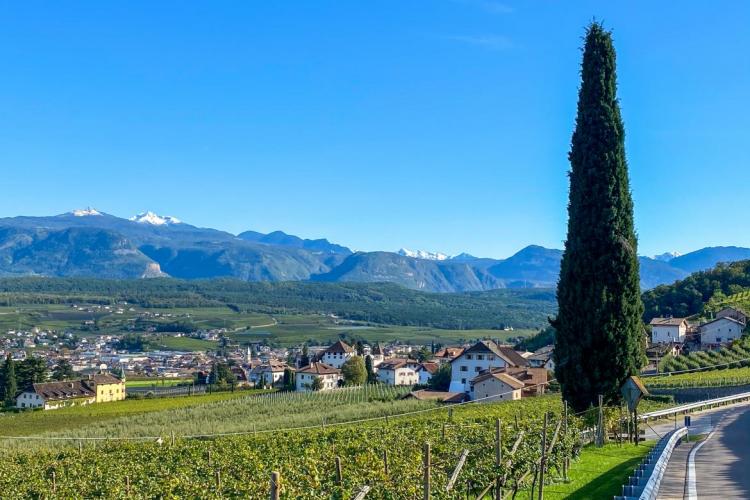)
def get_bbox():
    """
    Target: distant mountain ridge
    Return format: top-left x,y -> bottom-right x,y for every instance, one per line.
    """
0,209 -> 744,292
